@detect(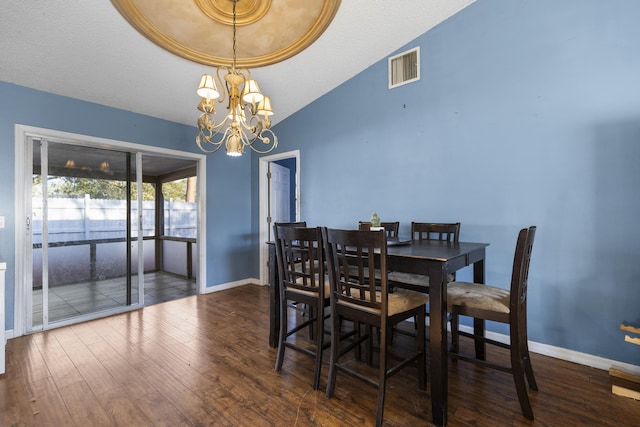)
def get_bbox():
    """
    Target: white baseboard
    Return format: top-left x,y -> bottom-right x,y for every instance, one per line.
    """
456,323 -> 640,375
200,278 -> 261,294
